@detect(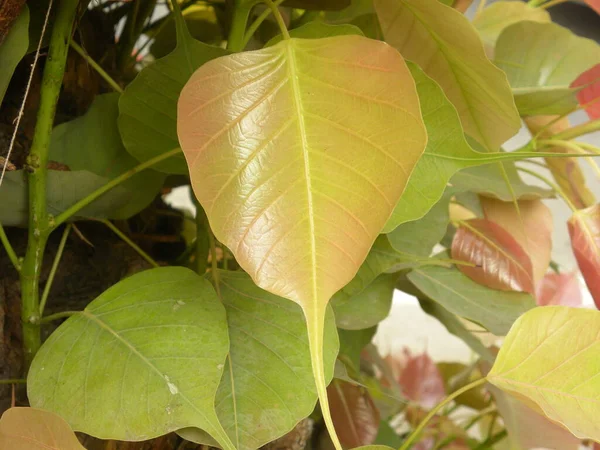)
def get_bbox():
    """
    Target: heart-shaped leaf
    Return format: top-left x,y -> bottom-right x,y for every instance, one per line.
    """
495,21 -> 600,116
571,64 -> 600,120
177,35 -> 427,448
119,4 -> 228,173
407,263 -> 536,335
568,204 -> 600,308
536,272 -> 582,307
328,379 -> 380,447
180,270 -> 339,450
0,5 -> 28,106
451,218 -> 535,294
480,197 -> 553,286
27,267 -> 234,449
0,407 -> 84,450
374,0 -> 520,150
488,306 -> 600,442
